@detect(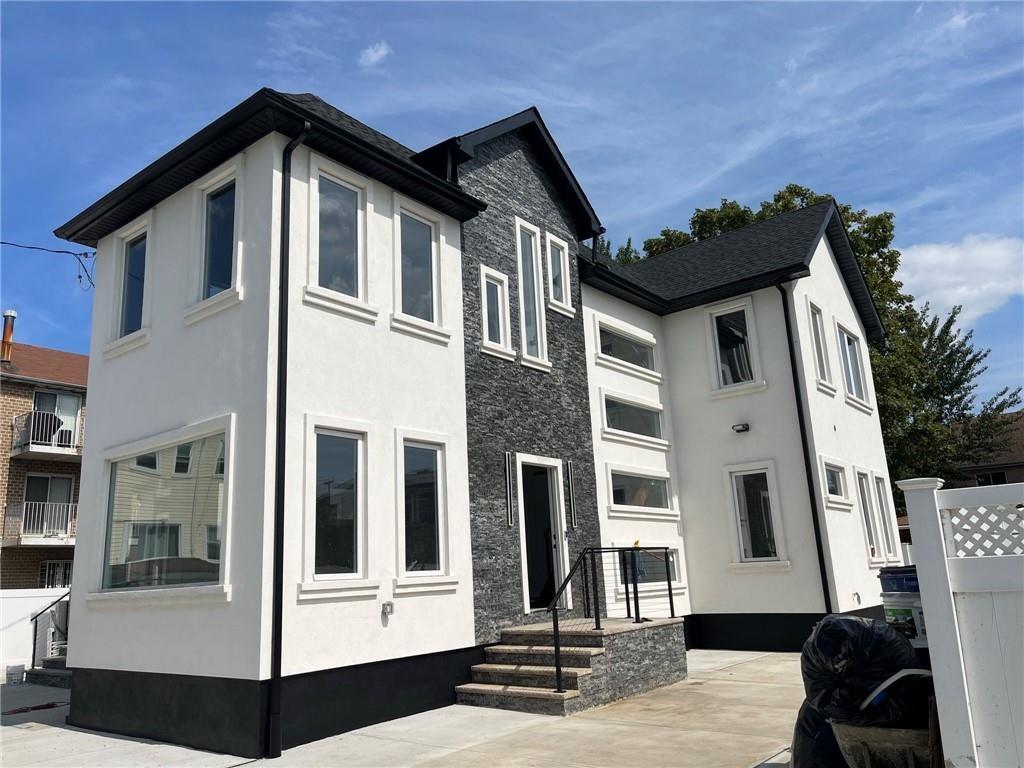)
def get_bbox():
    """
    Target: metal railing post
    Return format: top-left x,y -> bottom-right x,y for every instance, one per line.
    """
622,551 -> 632,619
664,548 -> 676,618
581,551 -> 591,619
631,548 -> 642,623
552,606 -> 564,693
590,549 -> 601,630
